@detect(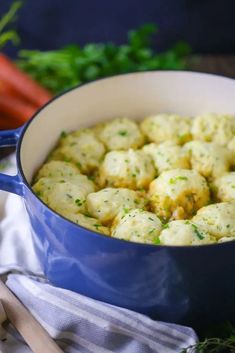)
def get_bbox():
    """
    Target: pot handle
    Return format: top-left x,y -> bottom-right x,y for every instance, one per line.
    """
0,128 -> 24,196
